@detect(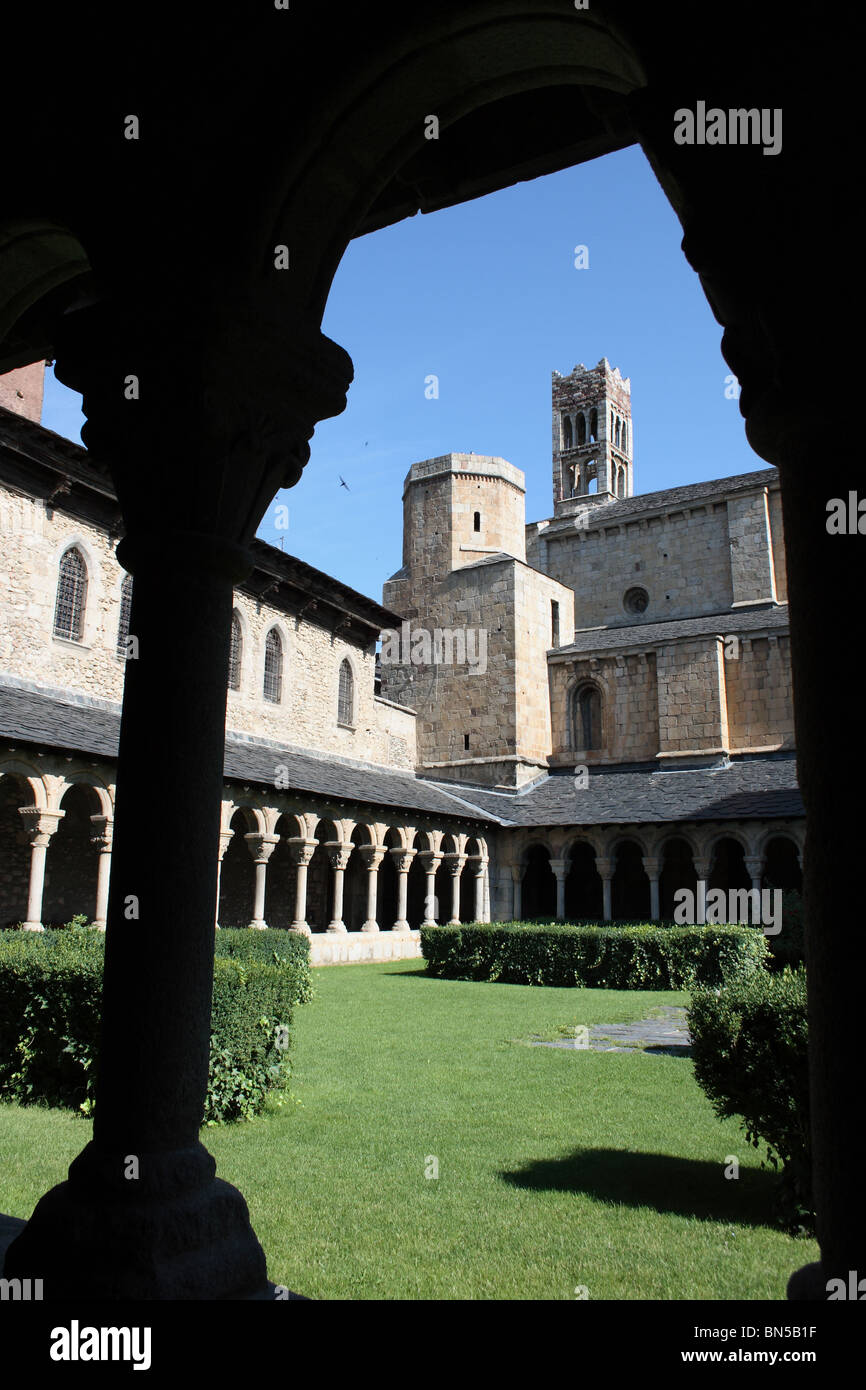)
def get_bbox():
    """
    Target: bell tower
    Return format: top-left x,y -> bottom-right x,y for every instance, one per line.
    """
551,358 -> 633,517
